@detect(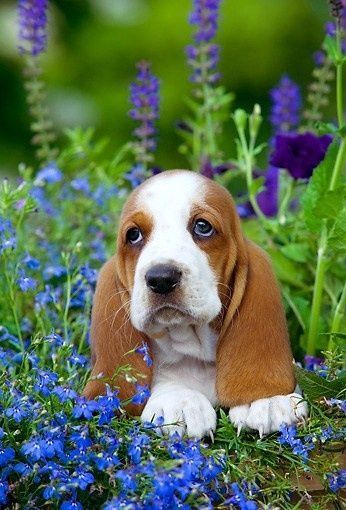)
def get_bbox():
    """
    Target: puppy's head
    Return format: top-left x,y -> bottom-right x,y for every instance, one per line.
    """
115,170 -> 246,336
